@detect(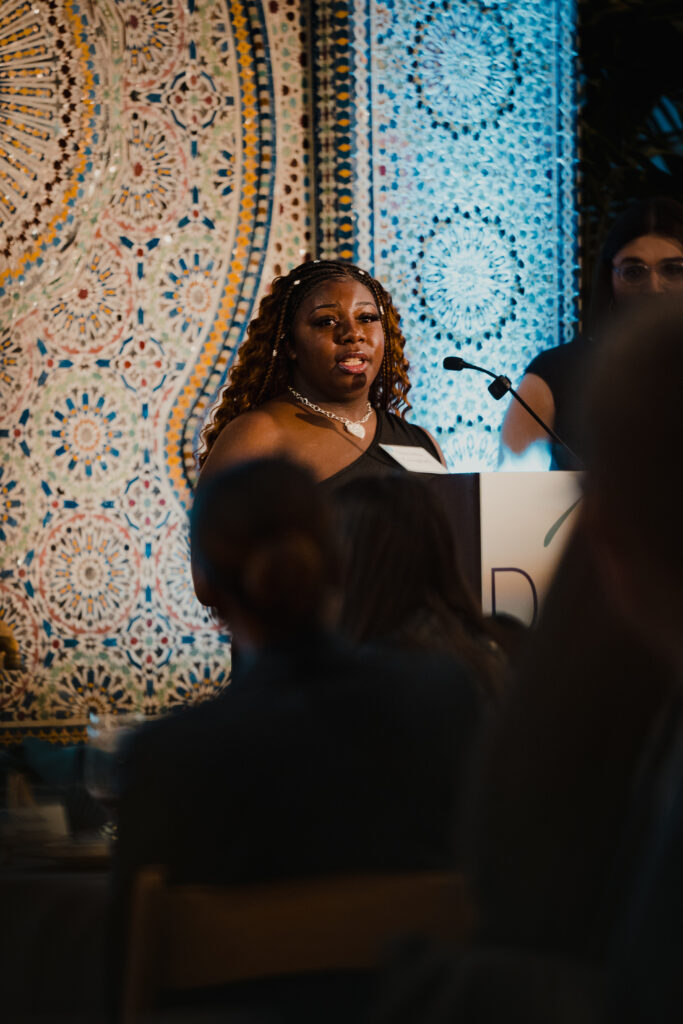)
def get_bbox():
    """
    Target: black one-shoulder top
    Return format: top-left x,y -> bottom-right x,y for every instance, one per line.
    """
319,411 -> 442,493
